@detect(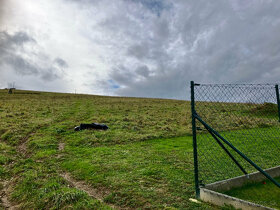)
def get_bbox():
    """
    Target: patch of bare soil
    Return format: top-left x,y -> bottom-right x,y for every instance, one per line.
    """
16,133 -> 35,157
0,181 -> 19,210
56,143 -> 66,159
17,142 -> 27,155
58,143 -> 65,151
60,173 -> 121,209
